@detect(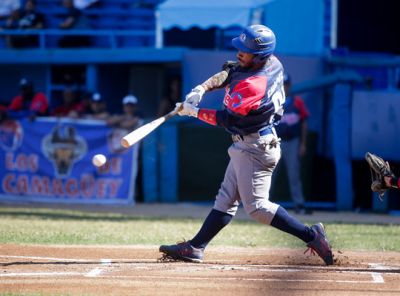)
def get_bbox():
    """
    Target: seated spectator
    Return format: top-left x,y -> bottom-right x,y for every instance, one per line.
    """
0,0 -> 20,20
82,92 -> 109,120
107,94 -> 143,130
8,78 -> 48,121
58,0 -> 91,48
51,87 -> 82,118
4,0 -> 45,48
72,91 -> 91,116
